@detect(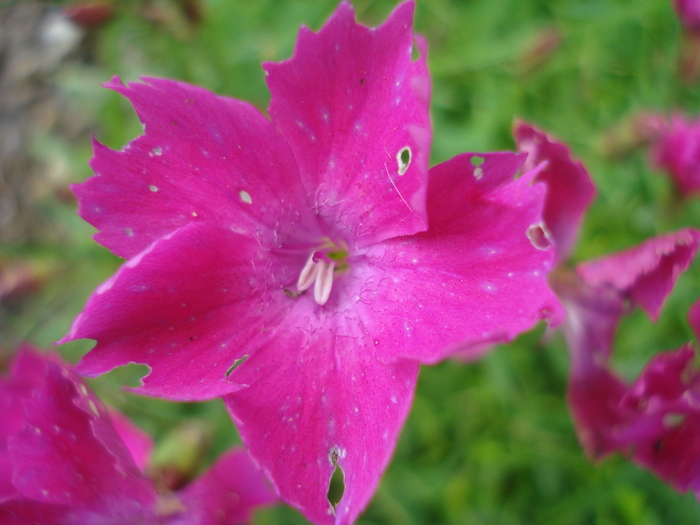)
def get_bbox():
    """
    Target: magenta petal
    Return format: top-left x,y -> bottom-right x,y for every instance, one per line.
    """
514,121 -> 596,262
225,323 -> 419,525
617,347 -> 700,496
108,408 -> 153,473
356,152 -> 562,363
77,77 -> 318,259
62,221 -> 298,400
554,270 -> 629,456
265,1 -> 431,246
176,447 -> 277,525
674,0 -> 700,32
8,362 -> 157,519
0,500 -> 70,525
576,229 -> 700,320
0,347 -> 60,502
